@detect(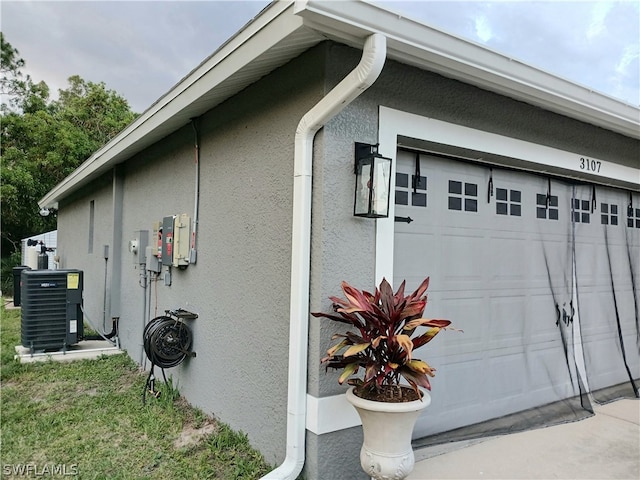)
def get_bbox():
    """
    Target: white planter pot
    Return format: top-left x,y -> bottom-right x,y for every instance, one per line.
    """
346,386 -> 431,480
